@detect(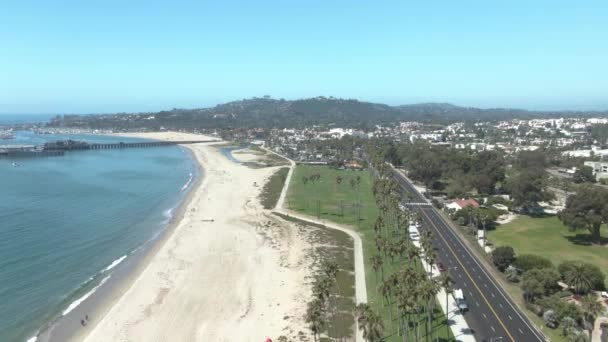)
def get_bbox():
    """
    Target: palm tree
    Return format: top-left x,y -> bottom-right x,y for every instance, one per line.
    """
371,254 -> 384,282
581,294 -> 603,340
439,272 -> 455,340
305,298 -> 325,342
426,249 -> 437,276
564,263 -> 593,295
359,309 -> 385,342
407,245 -> 420,267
